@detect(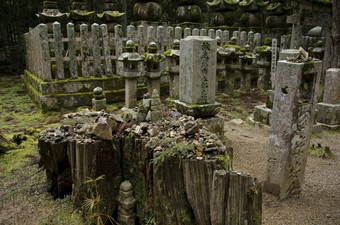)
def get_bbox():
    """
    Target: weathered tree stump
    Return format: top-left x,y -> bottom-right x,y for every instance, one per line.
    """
68,140 -> 121,216
38,139 -> 71,198
153,155 -> 195,225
